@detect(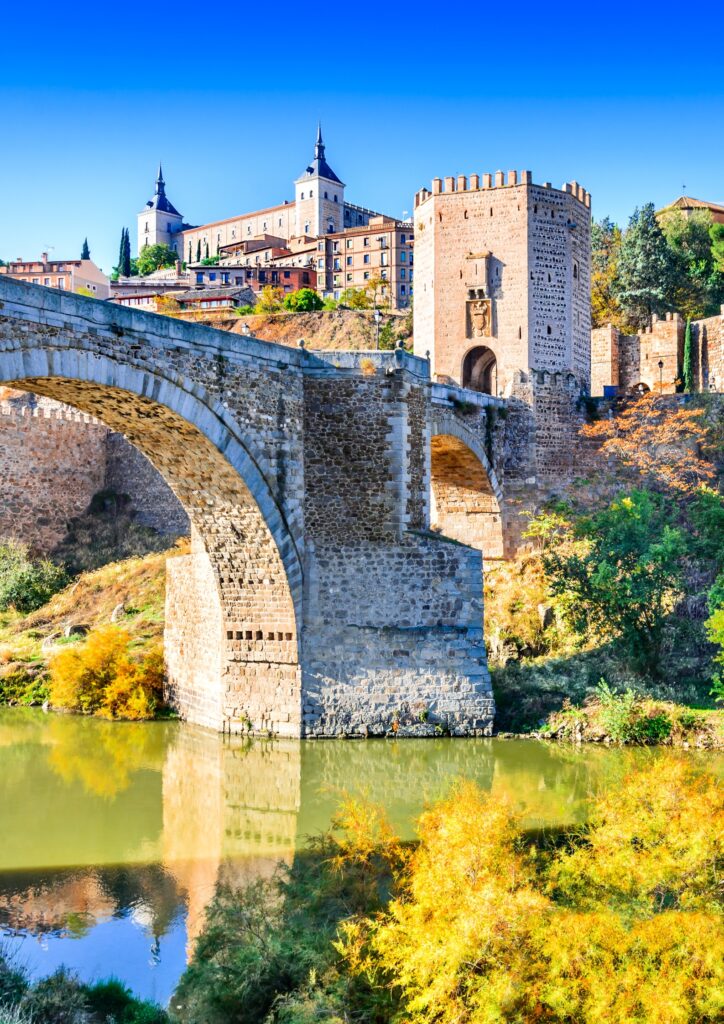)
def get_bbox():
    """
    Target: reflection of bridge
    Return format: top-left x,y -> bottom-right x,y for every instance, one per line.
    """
0,279 -> 519,737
